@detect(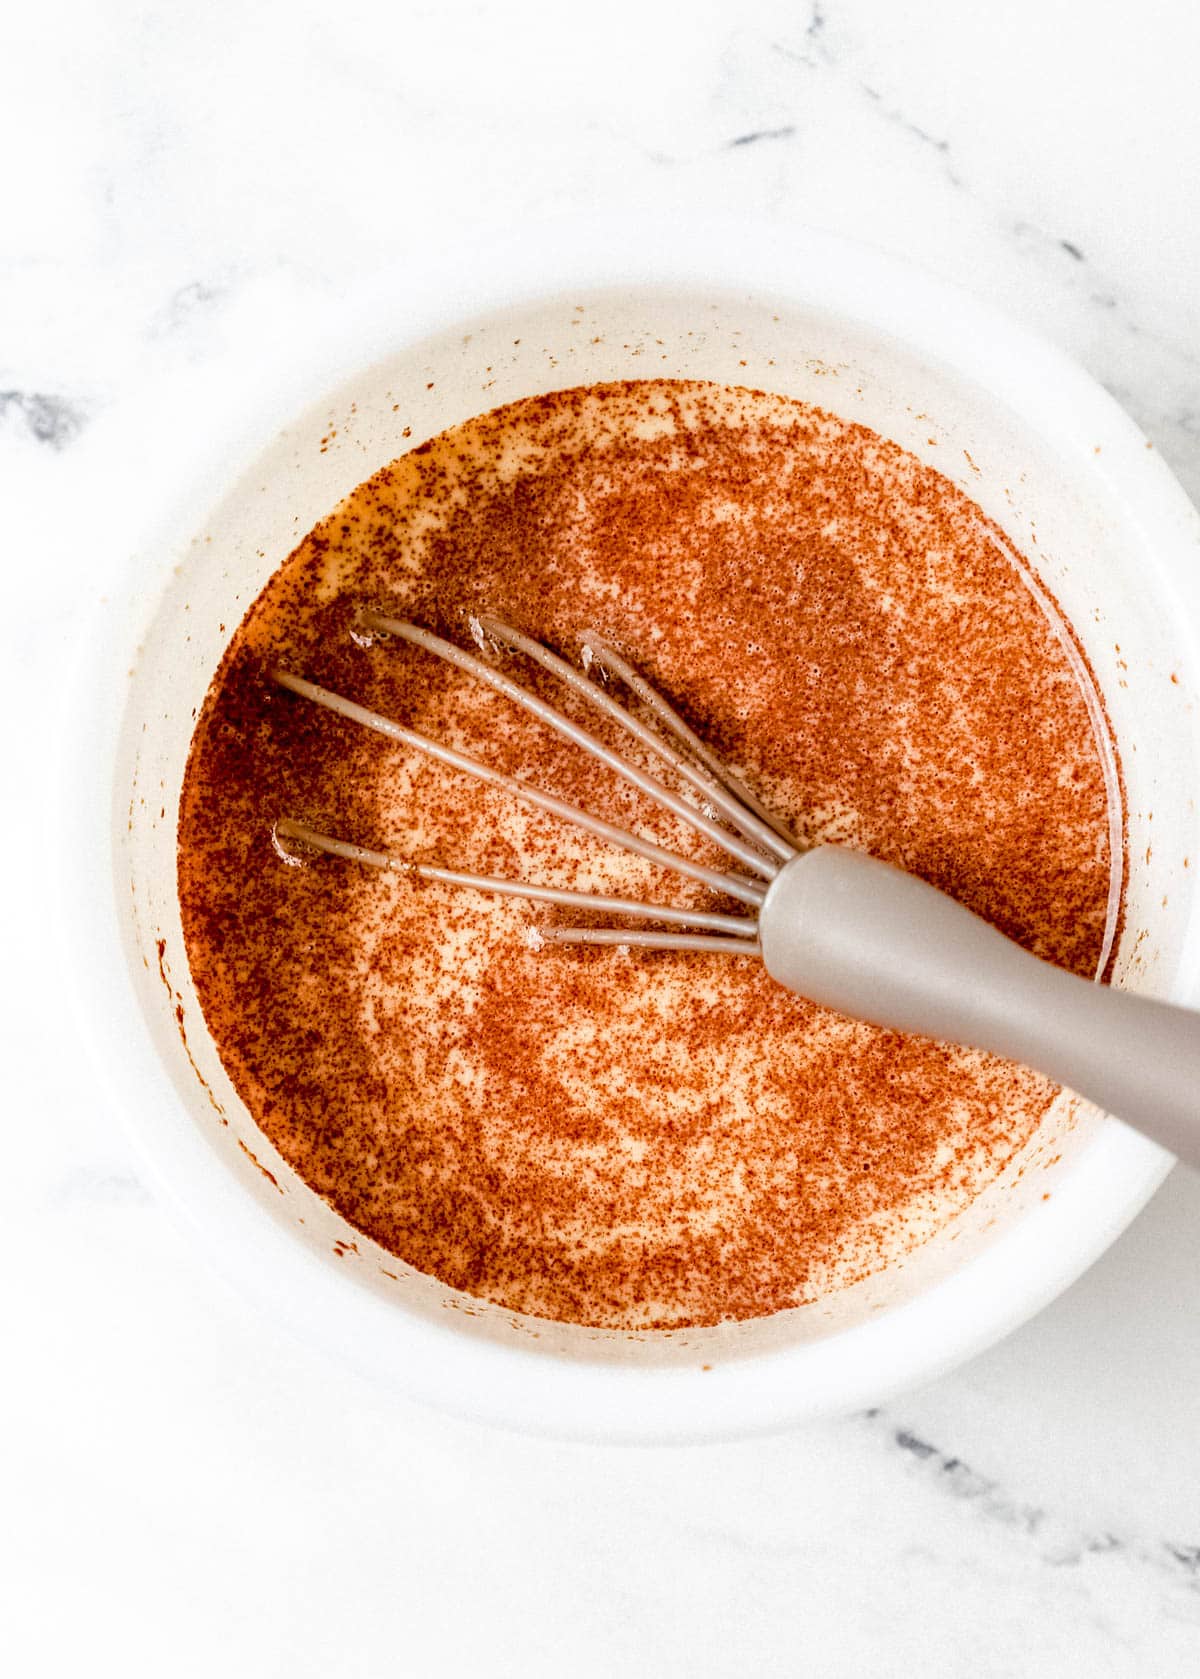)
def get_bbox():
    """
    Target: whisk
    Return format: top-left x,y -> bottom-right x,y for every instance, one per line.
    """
272,612 -> 1200,1167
